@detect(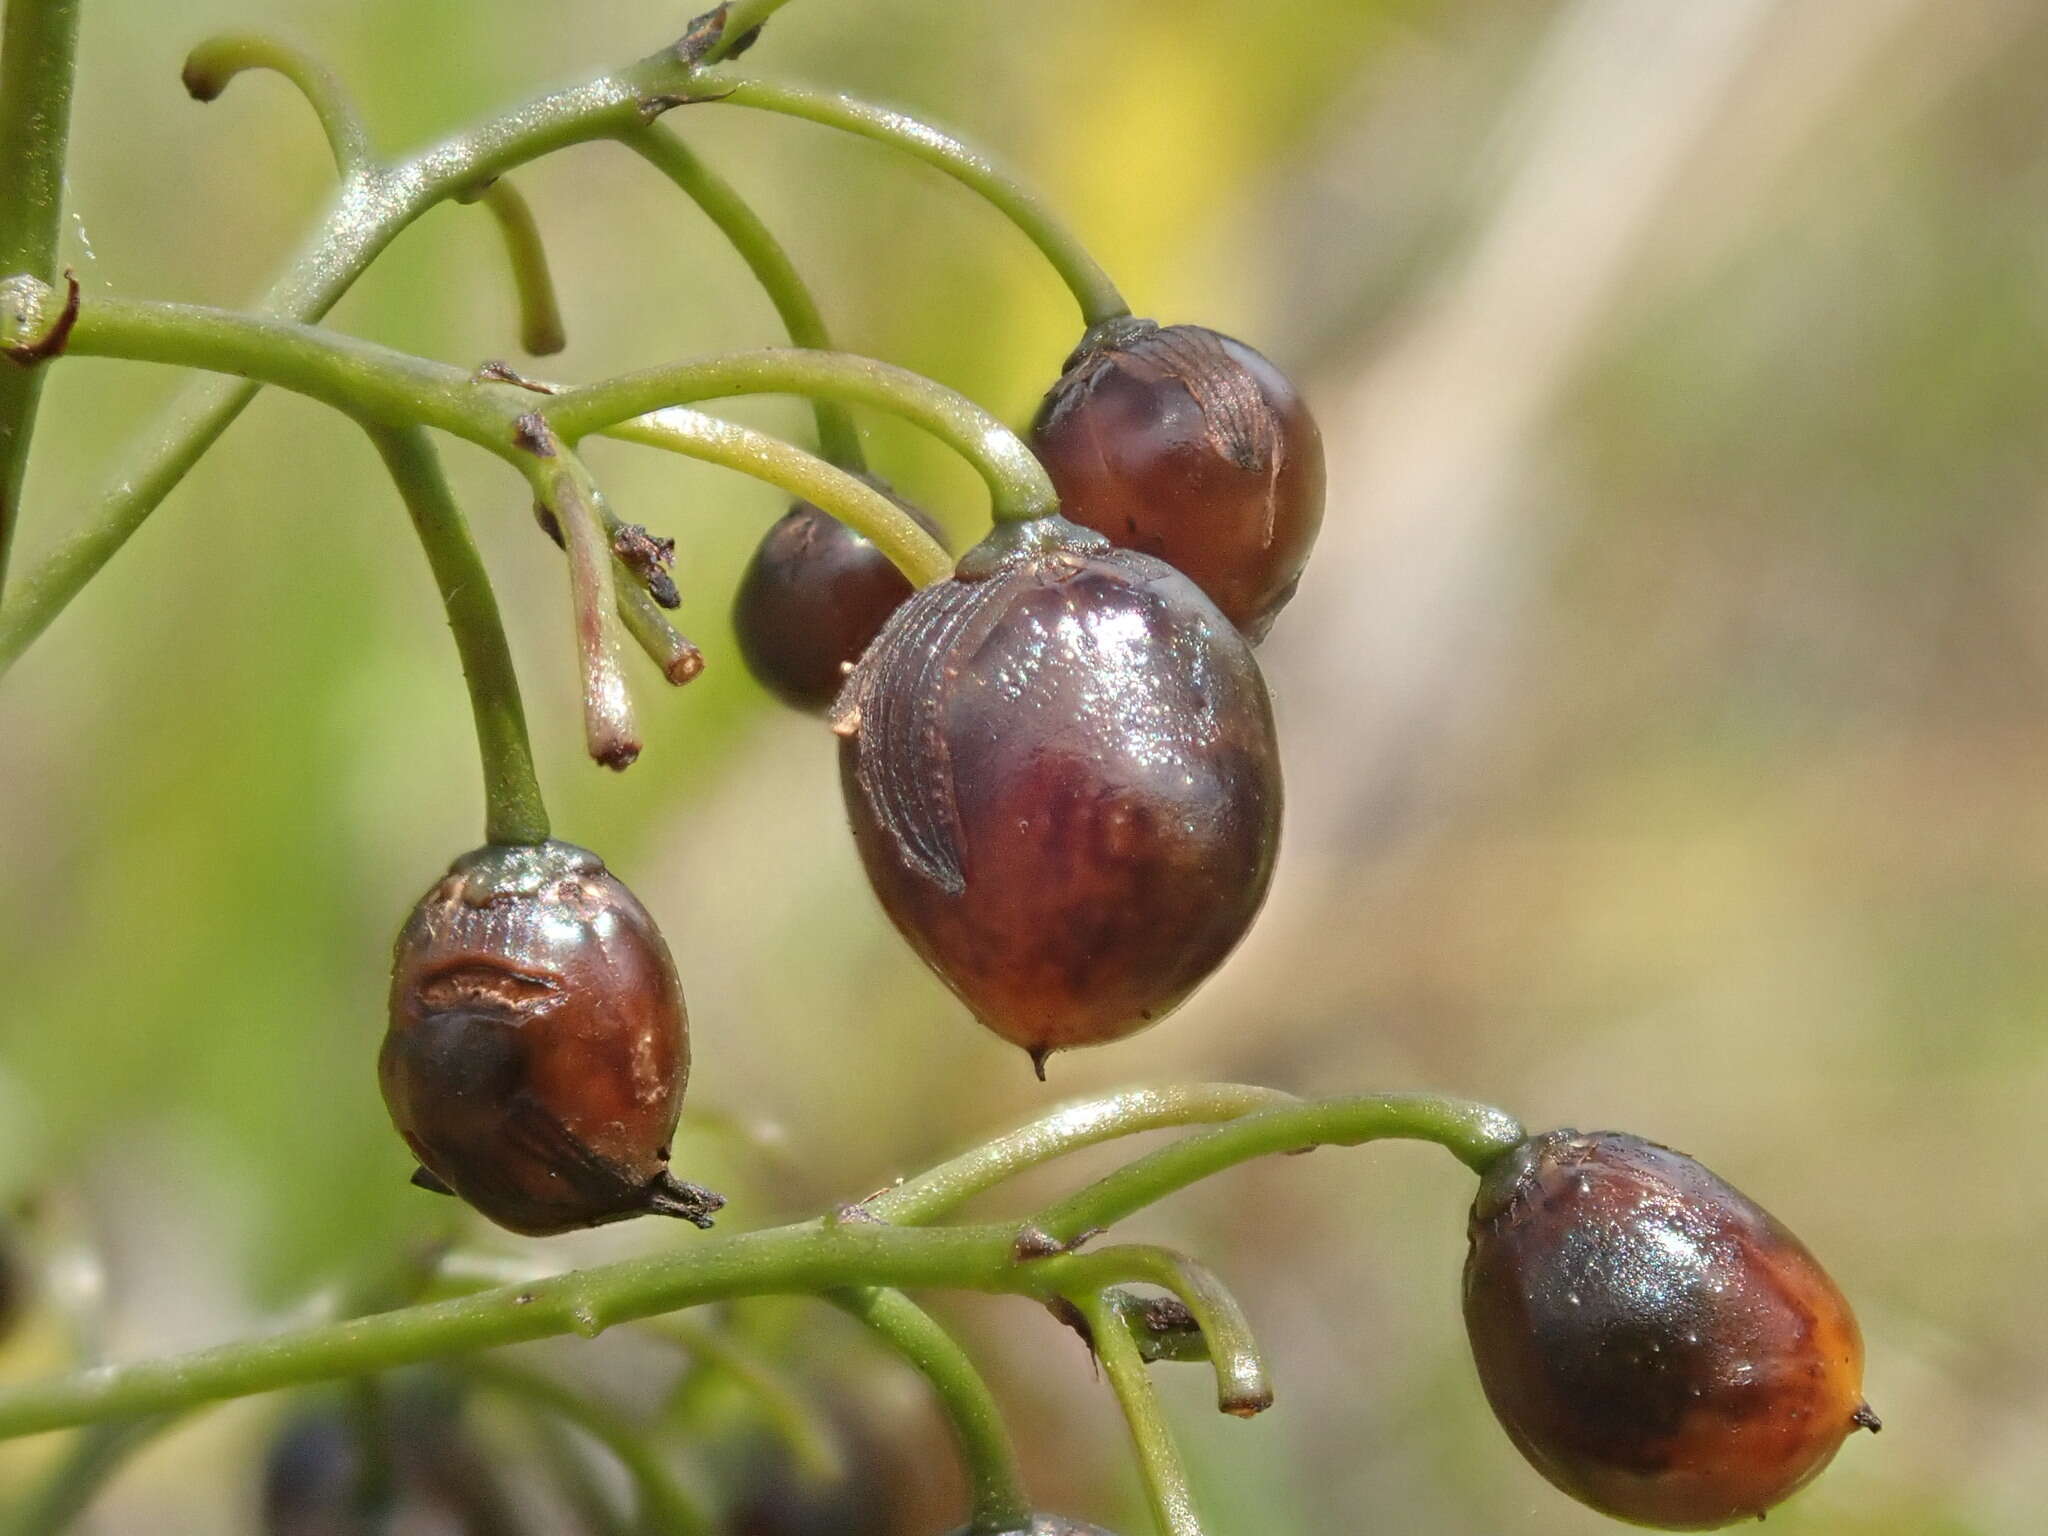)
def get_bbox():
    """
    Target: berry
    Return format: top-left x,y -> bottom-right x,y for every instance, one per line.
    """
380,840 -> 722,1237
944,1520 -> 1117,1536
734,489 -> 948,714
1462,1130 -> 1876,1531
262,1389 -> 521,1536
1030,319 -> 1324,641
834,516 -> 1281,1074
